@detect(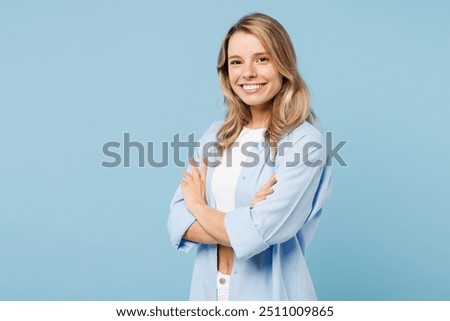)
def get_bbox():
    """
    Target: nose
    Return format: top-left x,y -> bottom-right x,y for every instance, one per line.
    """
242,62 -> 257,79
